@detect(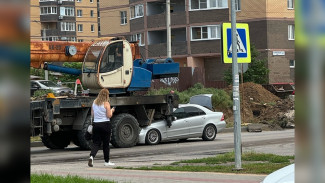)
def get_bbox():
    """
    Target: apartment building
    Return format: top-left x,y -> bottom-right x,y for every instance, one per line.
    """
30,0 -> 98,42
99,0 -> 294,84
235,0 -> 295,83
